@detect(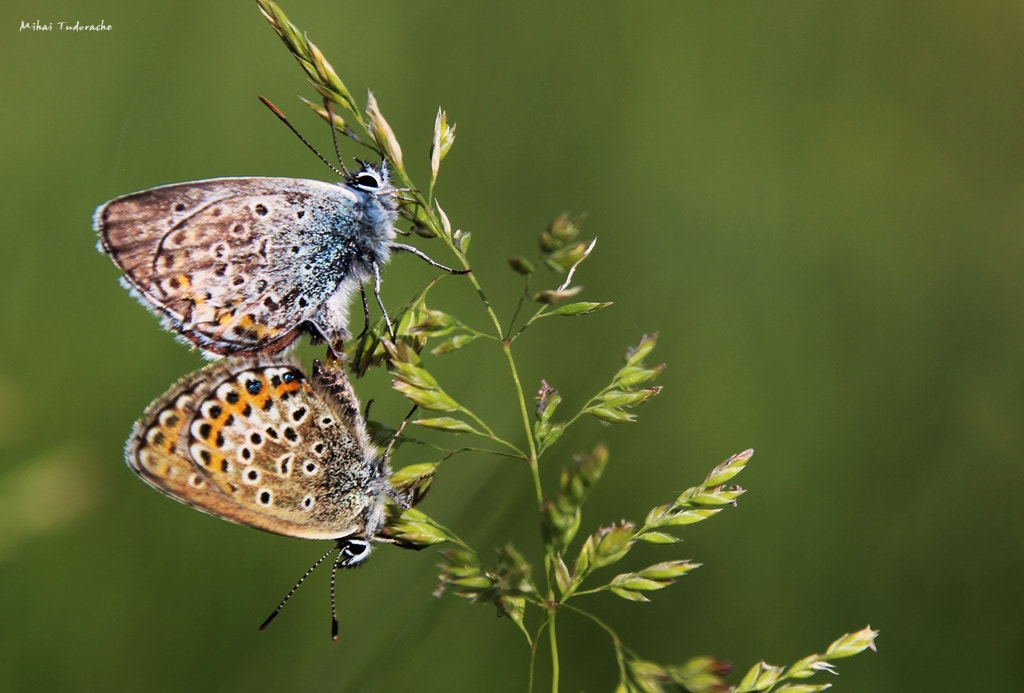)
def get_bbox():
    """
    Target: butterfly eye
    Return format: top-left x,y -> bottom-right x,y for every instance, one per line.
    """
338,538 -> 372,567
353,171 -> 381,191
